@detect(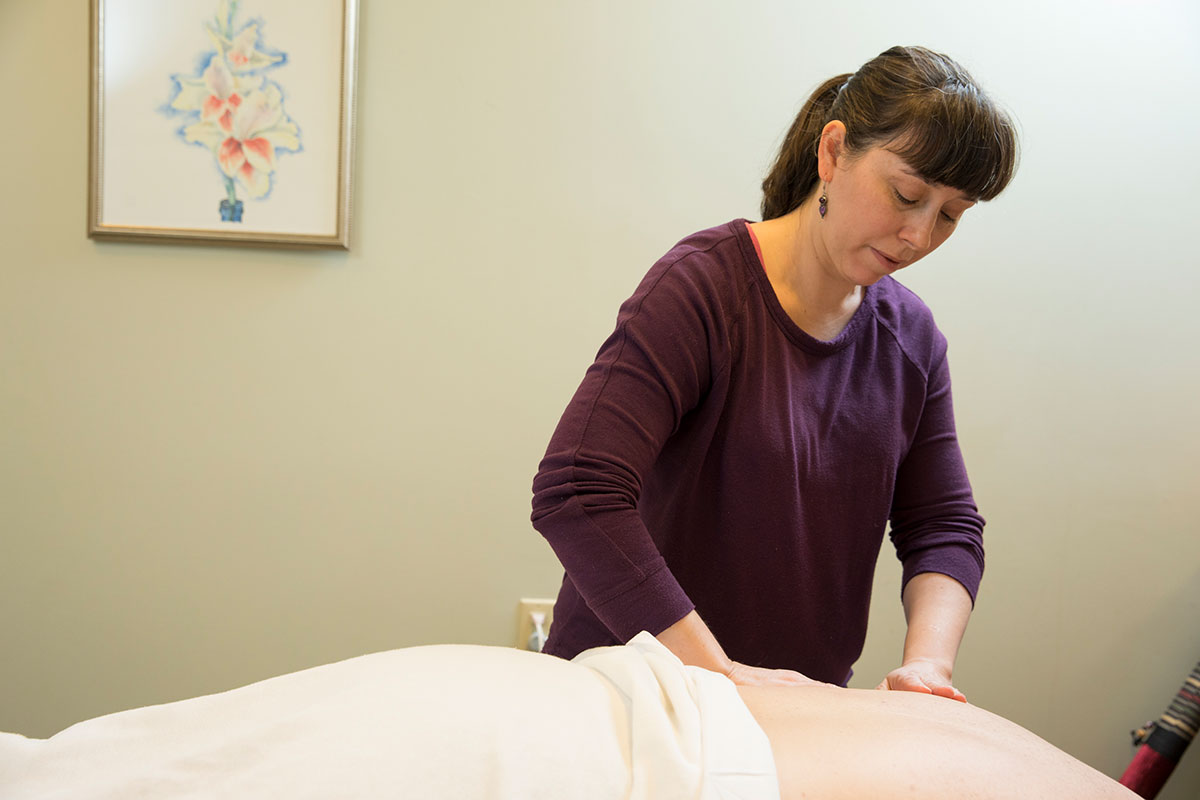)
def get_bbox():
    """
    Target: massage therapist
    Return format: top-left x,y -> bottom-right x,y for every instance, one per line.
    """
532,45 -> 1018,698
